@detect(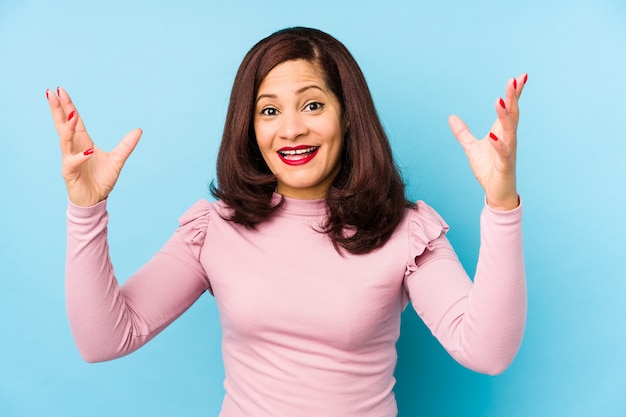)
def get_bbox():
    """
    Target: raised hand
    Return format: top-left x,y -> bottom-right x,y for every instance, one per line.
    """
47,88 -> 142,207
448,74 -> 527,211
